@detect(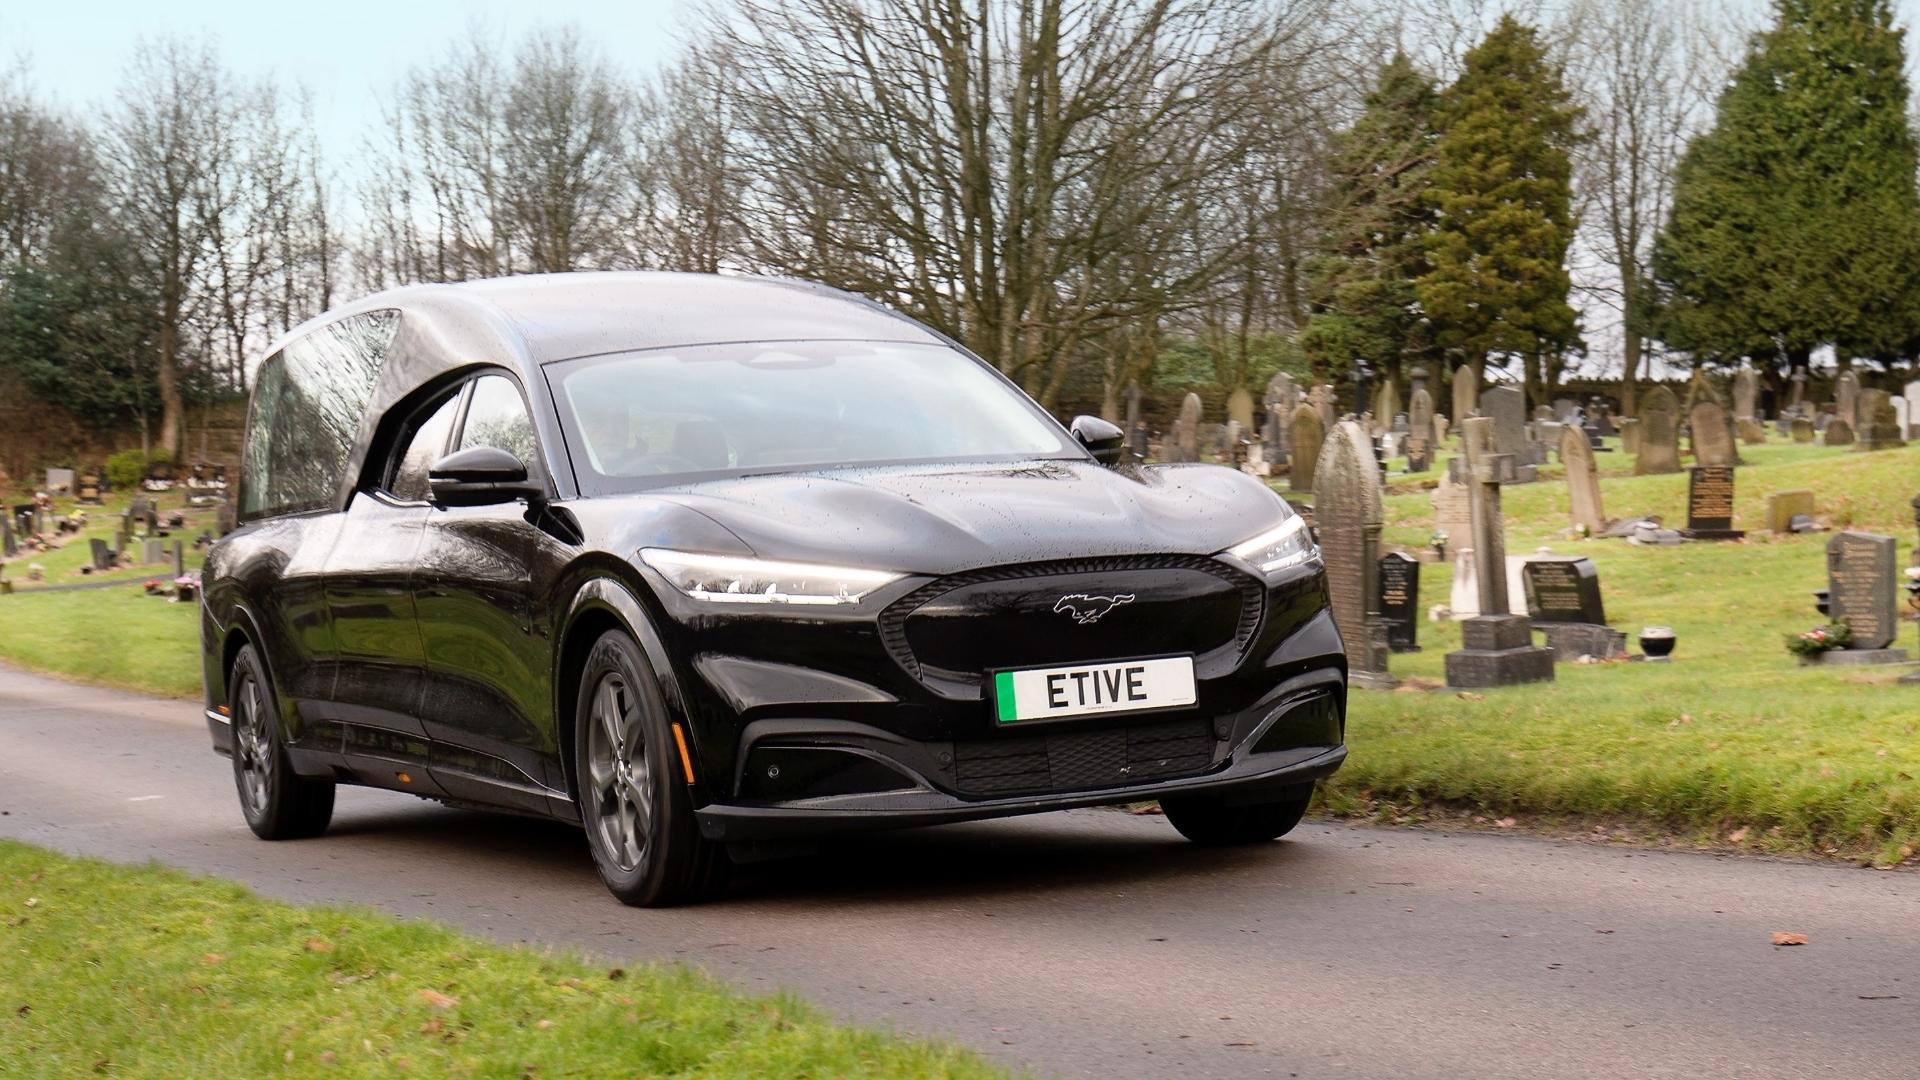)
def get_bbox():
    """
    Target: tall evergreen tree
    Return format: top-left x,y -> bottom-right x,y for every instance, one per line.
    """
1652,0 -> 1920,380
1299,53 -> 1439,388
1418,16 -> 1583,402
